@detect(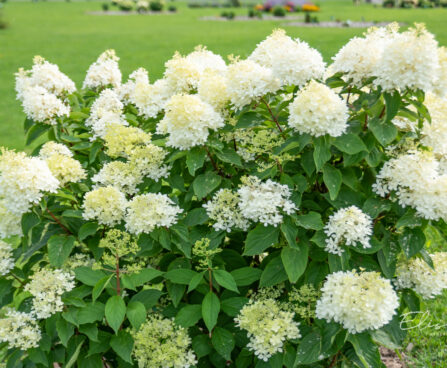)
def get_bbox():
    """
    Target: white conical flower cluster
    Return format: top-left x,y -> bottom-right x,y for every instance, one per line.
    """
0,309 -> 41,350
25,268 -> 75,319
324,206 -> 373,255
0,240 -> 14,276
82,186 -> 128,226
235,298 -> 301,361
395,252 -> 447,299
83,49 -> 122,89
316,270 -> 399,333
